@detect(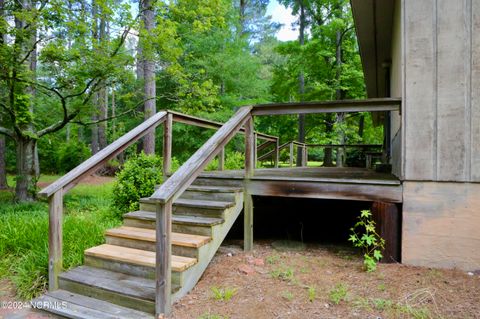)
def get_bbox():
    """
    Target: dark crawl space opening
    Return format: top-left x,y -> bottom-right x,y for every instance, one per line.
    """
226,196 -> 401,262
